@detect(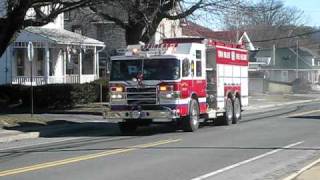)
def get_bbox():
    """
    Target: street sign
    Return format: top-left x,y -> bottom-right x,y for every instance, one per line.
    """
27,41 -> 34,62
